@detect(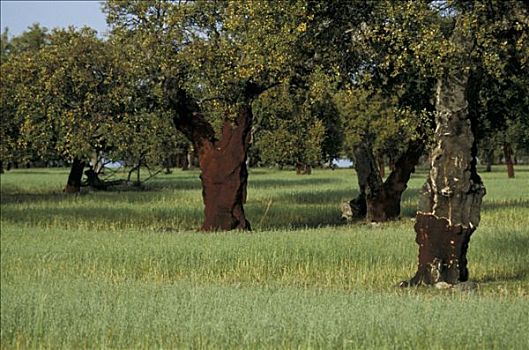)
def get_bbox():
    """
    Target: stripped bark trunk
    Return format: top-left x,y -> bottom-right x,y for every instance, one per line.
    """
64,158 -> 85,193
405,29 -> 486,286
503,142 -> 515,178
170,88 -> 253,231
197,106 -> 252,231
